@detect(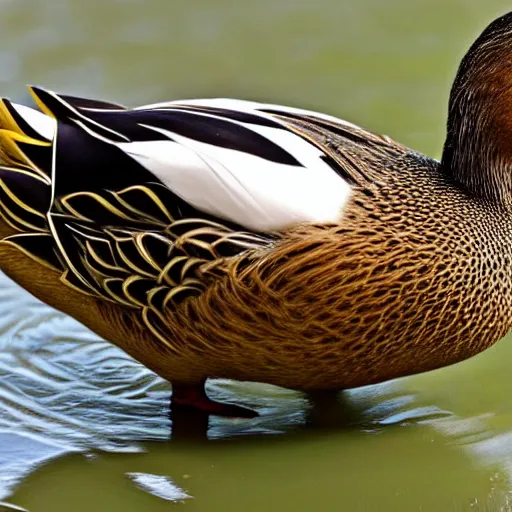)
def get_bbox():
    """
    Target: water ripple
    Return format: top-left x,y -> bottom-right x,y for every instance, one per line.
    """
0,271 -> 310,499
0,272 -> 174,498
